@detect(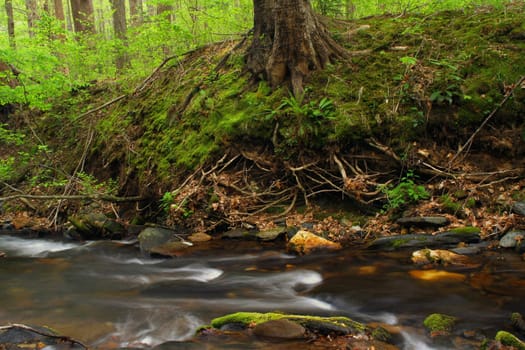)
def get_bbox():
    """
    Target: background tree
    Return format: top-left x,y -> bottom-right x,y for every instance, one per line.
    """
246,0 -> 347,97
109,0 -> 129,70
128,0 -> 143,25
54,0 -> 66,25
5,0 -> 16,47
70,0 -> 95,33
25,0 -> 39,36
